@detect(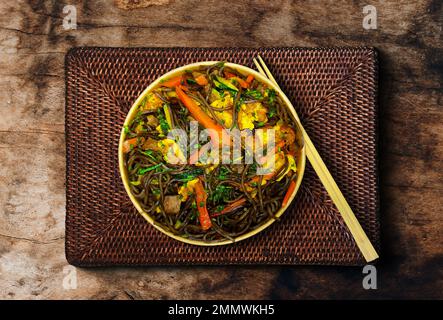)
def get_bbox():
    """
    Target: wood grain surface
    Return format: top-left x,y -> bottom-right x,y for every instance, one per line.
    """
0,0 -> 441,299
